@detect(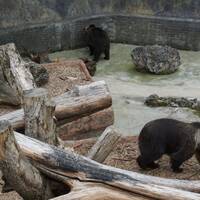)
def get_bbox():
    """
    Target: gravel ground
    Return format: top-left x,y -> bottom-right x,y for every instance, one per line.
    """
73,136 -> 200,180
42,60 -> 92,97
